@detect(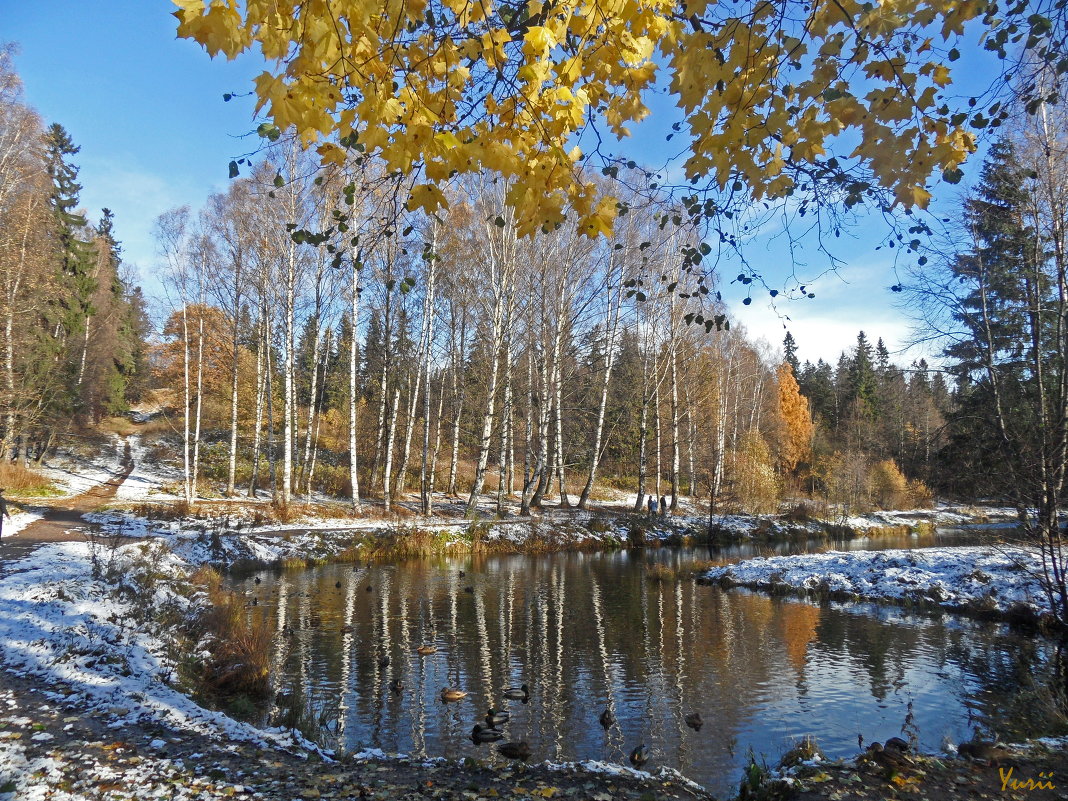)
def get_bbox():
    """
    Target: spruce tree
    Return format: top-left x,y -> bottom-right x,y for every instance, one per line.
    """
846,331 -> 878,415
45,124 -> 95,312
782,331 -> 800,376
941,138 -> 1039,497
